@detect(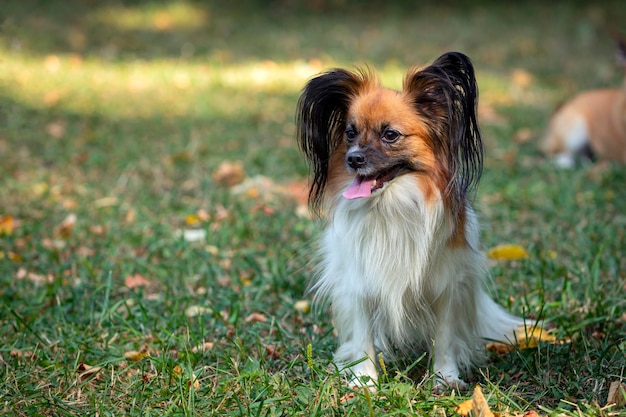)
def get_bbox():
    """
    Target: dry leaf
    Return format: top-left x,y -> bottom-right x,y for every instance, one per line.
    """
124,345 -> 149,361
176,228 -> 206,243
0,215 -> 15,236
455,398 -> 473,416
212,160 -> 245,187
189,374 -> 200,390
244,312 -> 267,323
15,267 -> 54,284
472,386 -> 495,417
56,213 -> 77,238
46,120 -> 66,138
294,300 -> 311,313
77,362 -> 102,378
185,305 -> 211,318
487,326 -> 557,354
124,273 -> 150,289
513,128 -> 533,144
487,244 -> 529,260
185,214 -> 201,226
265,344 -> 280,359
339,391 -> 357,403
511,68 -> 534,88
191,341 -> 214,353
607,381 -> 626,407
